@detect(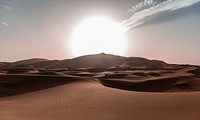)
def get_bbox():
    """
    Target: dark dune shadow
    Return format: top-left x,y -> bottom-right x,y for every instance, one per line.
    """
101,73 -> 128,78
99,78 -> 177,92
0,74 -> 82,97
131,72 -> 148,77
188,67 -> 200,77
98,76 -> 199,92
147,72 -> 161,77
